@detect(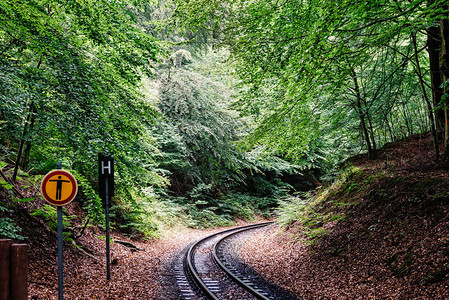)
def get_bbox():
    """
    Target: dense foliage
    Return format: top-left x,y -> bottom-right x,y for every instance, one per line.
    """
174,0 -> 449,167
1,0 -> 298,237
0,0 -> 165,236
3,0 -> 448,237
